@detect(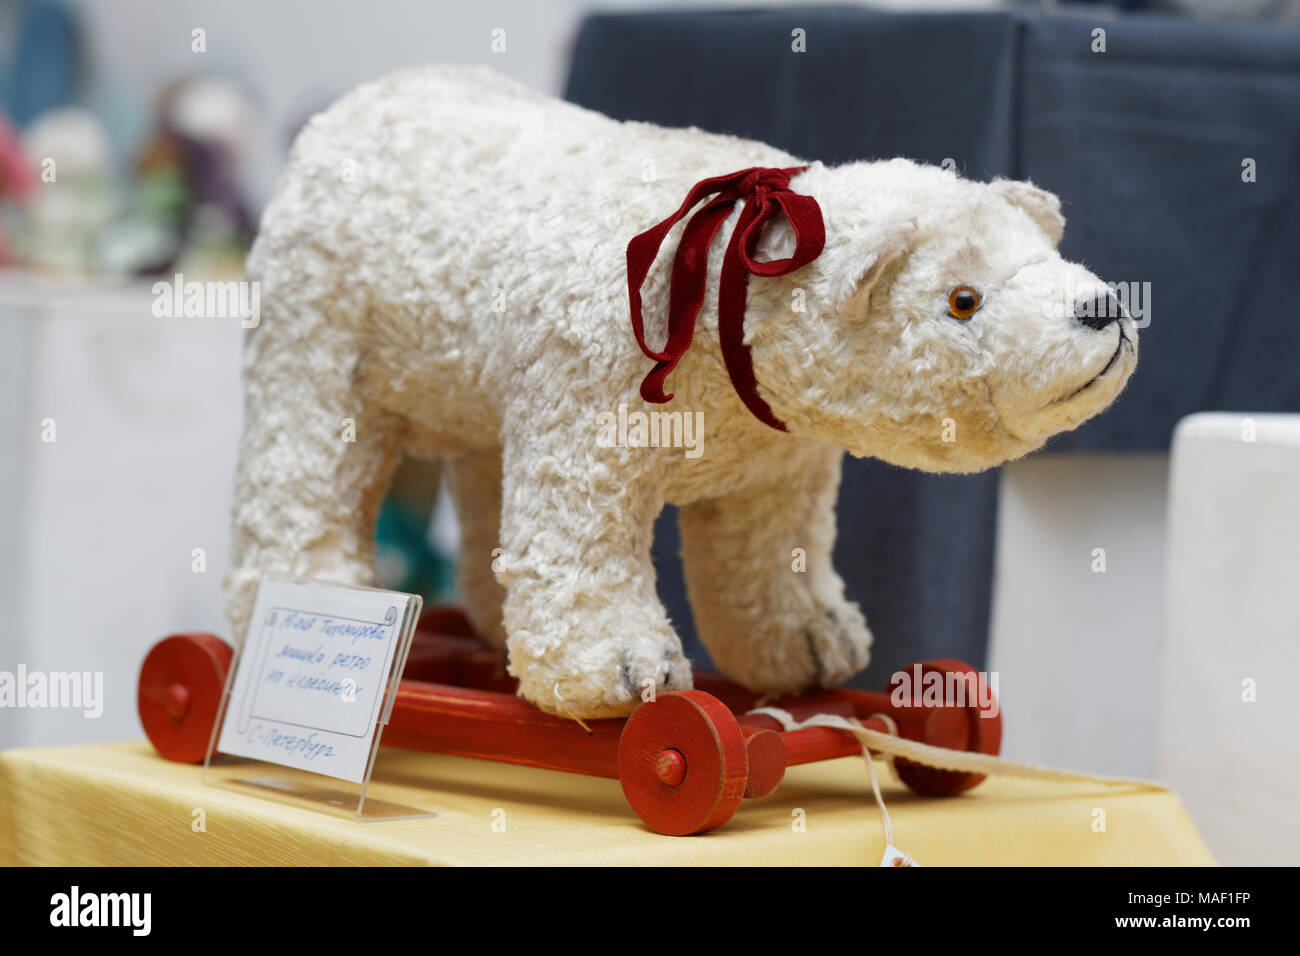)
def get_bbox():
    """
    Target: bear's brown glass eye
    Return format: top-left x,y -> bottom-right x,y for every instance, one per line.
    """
948,286 -> 981,320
